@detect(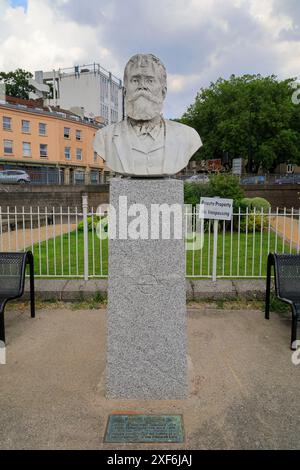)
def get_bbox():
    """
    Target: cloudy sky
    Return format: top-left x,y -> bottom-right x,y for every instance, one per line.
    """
1,0 -> 300,117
